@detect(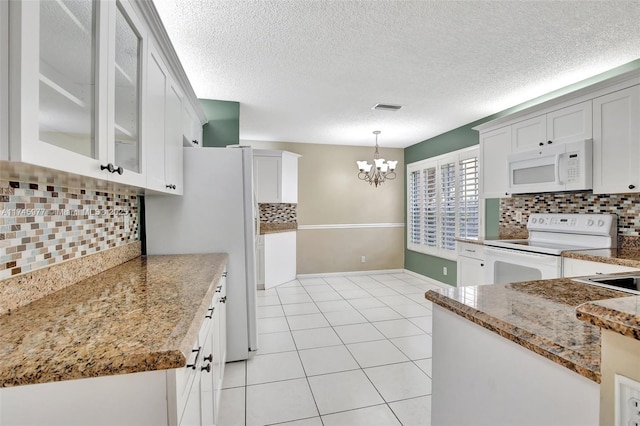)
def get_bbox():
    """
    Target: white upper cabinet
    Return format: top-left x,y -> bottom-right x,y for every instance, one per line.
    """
7,0 -> 146,185
108,0 -> 146,187
592,85 -> 640,194
479,126 -> 511,198
145,43 -> 183,194
182,103 -> 203,148
5,0 -> 205,192
253,150 -> 301,203
511,101 -> 592,152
